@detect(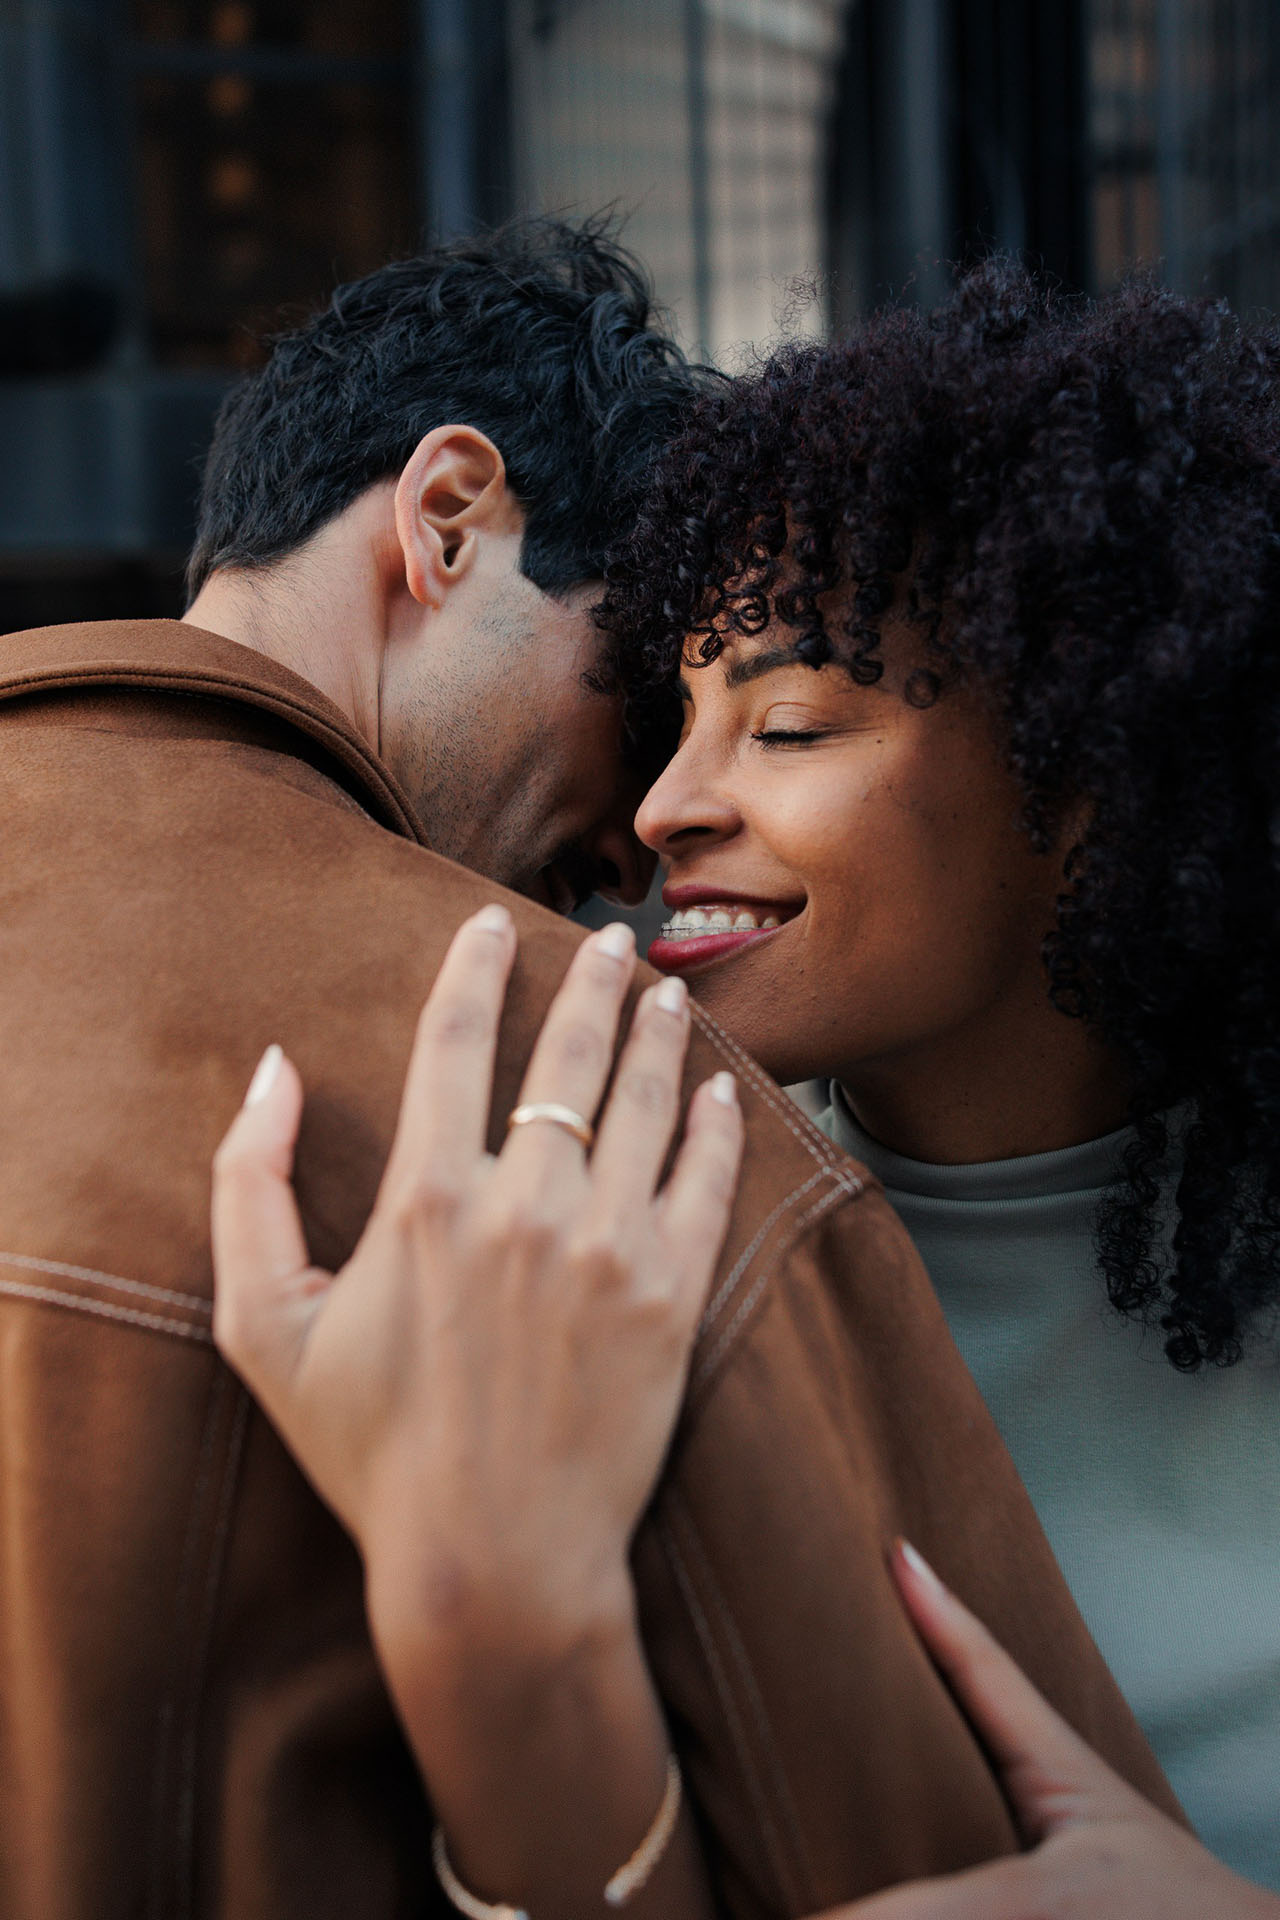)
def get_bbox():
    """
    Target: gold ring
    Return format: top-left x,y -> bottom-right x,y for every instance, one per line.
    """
506,1101 -> 595,1150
